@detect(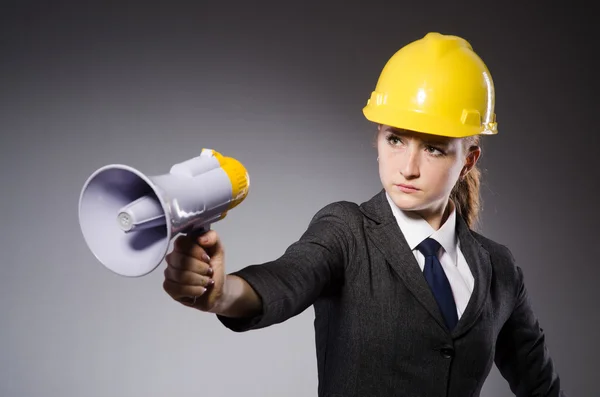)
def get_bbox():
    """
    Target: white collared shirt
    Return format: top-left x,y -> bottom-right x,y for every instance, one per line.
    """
385,192 -> 475,319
